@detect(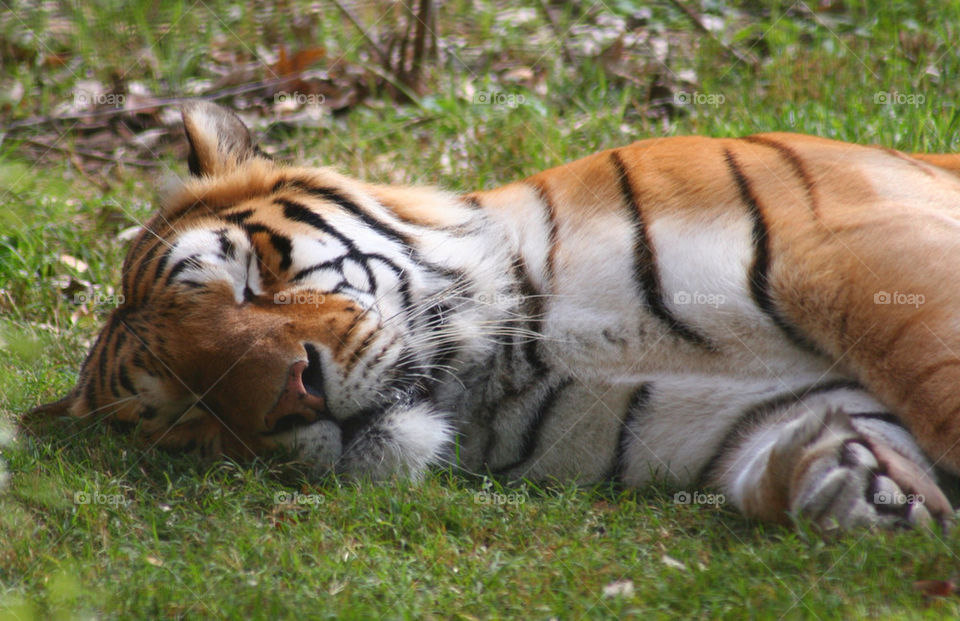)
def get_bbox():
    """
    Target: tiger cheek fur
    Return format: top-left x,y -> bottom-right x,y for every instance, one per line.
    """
31,101 -> 960,531
140,278 -> 398,459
